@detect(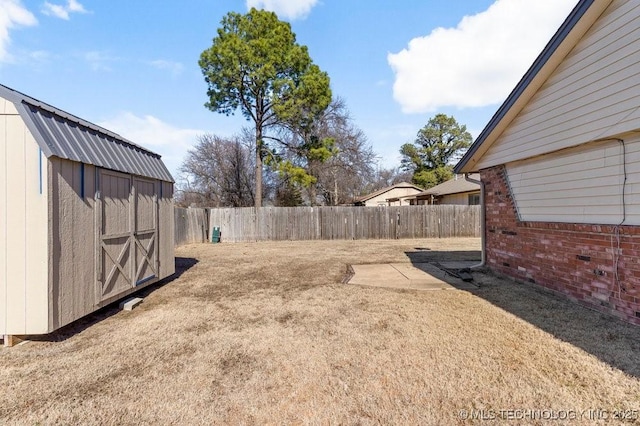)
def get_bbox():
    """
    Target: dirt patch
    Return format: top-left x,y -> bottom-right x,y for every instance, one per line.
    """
1,238 -> 639,425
